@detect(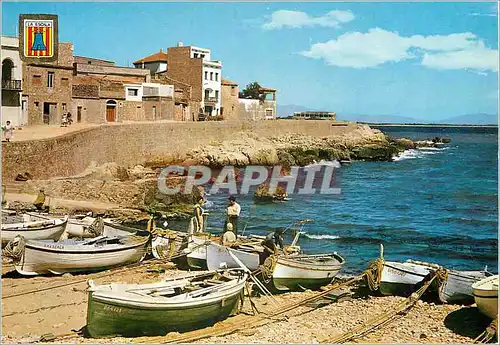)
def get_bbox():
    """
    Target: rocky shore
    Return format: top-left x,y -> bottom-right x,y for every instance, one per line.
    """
3,124 -> 451,221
